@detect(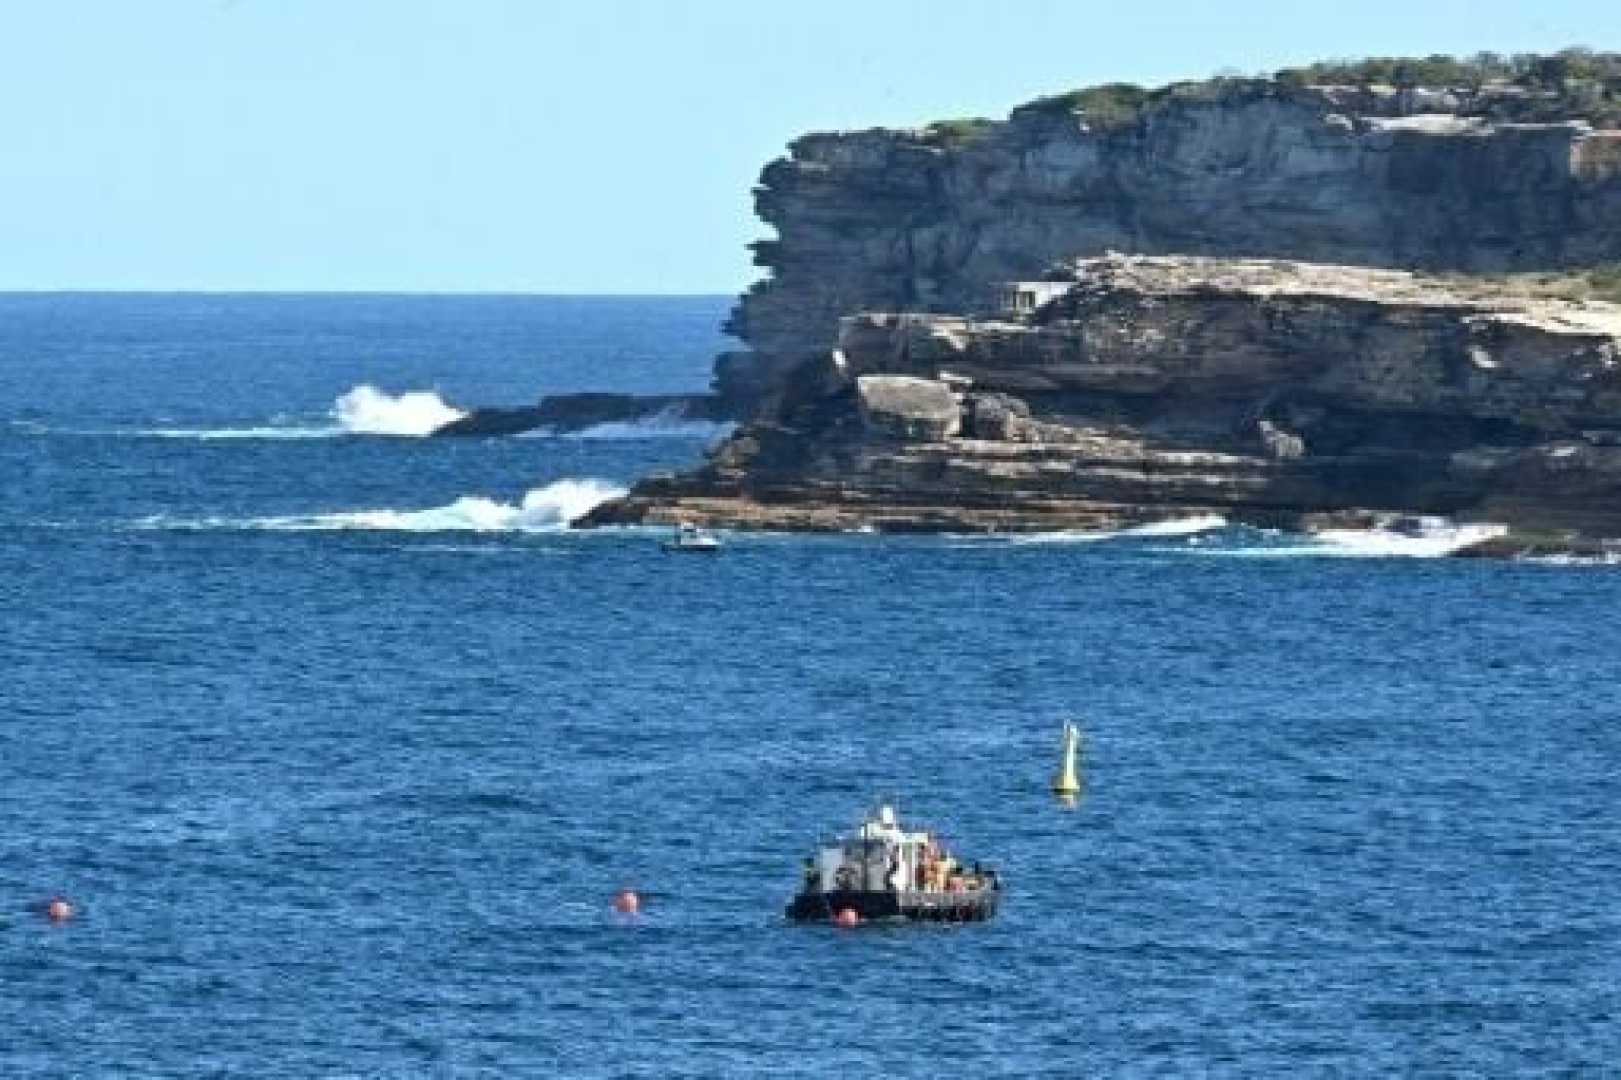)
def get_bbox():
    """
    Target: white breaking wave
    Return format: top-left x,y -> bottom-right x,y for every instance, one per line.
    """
1198,518 -> 1509,559
1007,514 -> 1229,545
134,479 -> 625,533
540,407 -> 737,442
331,384 -> 465,436
1120,514 -> 1229,538
1308,519 -> 1507,558
109,385 -> 466,439
255,479 -> 623,532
